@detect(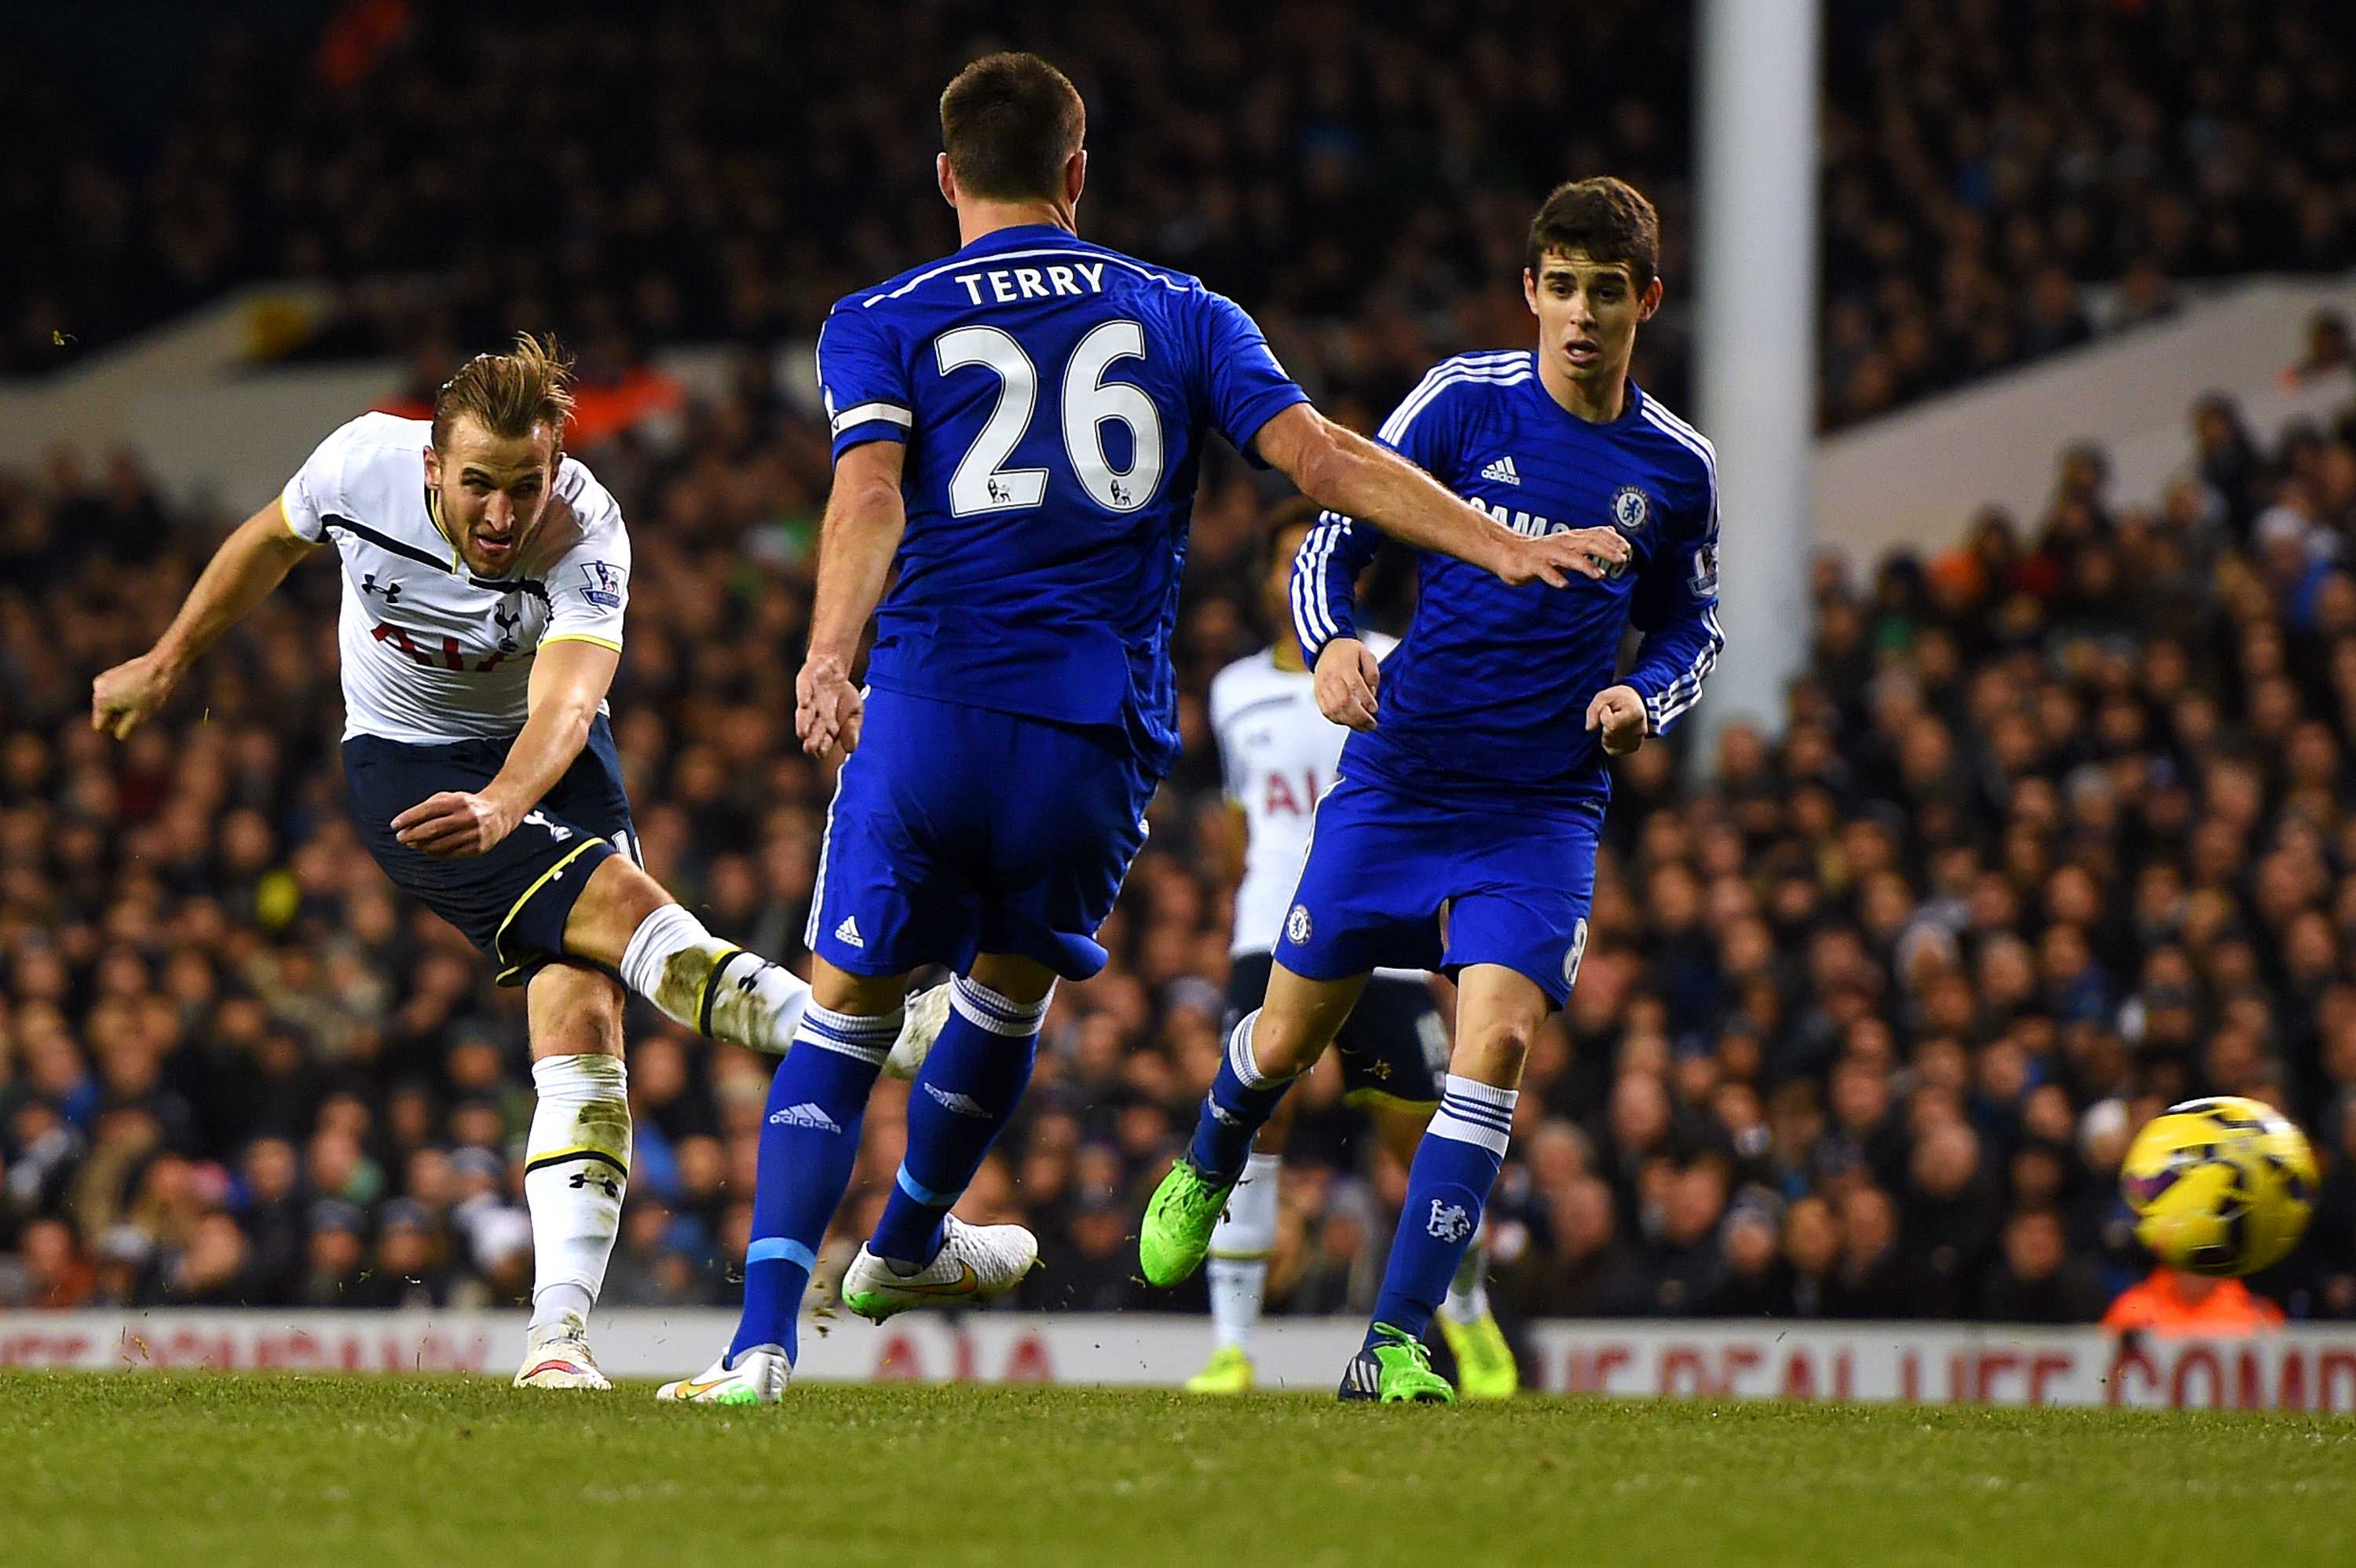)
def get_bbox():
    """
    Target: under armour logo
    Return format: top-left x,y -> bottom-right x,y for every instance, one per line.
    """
569,1169 -> 620,1200
362,572 -> 401,605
